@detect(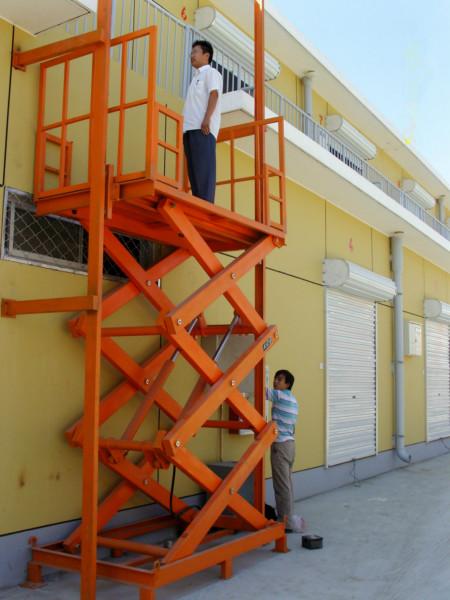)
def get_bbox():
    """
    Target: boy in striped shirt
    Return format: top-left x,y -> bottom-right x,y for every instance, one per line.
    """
267,369 -> 300,533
